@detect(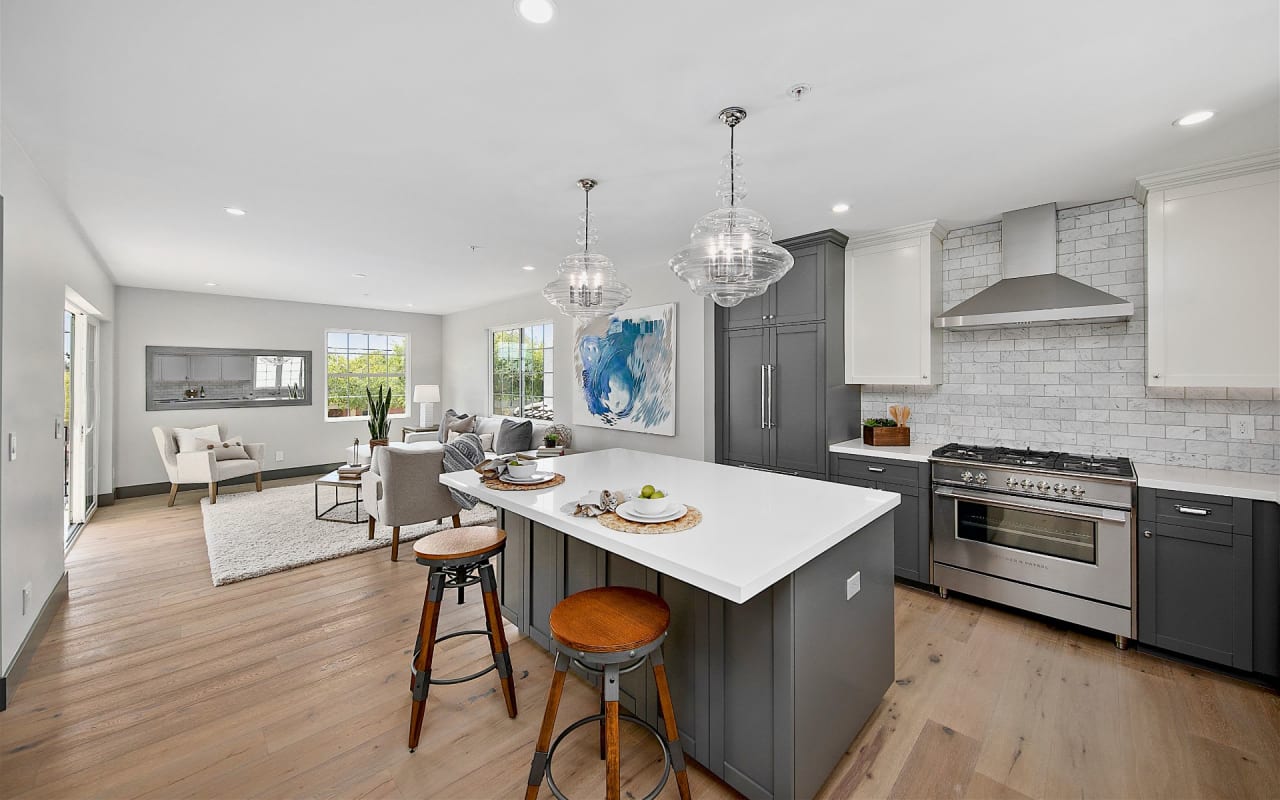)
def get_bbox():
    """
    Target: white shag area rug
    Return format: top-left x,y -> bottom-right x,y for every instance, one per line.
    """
199,483 -> 496,586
